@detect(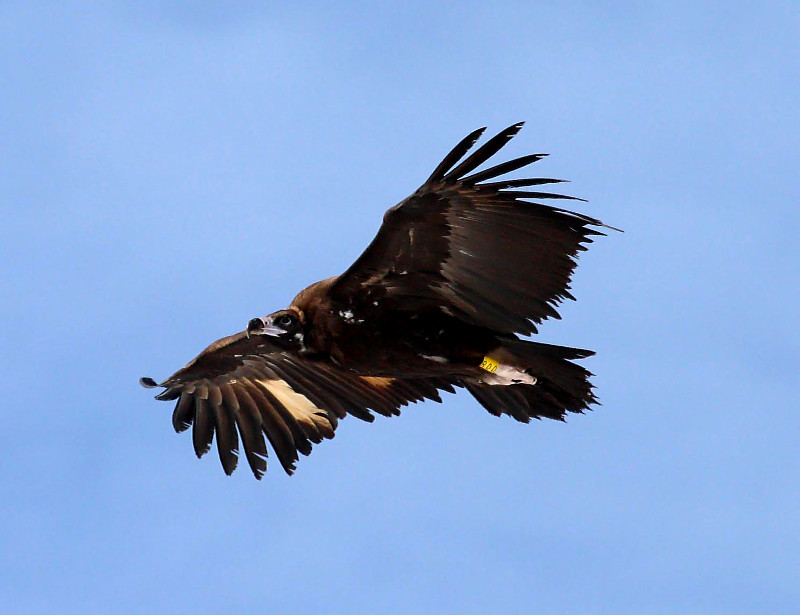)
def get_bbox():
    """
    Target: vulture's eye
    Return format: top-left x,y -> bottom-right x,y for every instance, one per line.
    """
274,314 -> 296,330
